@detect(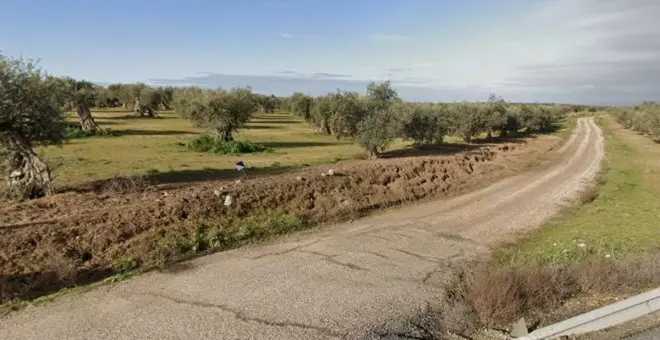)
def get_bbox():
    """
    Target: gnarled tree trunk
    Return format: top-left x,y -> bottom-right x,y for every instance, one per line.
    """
216,128 -> 234,142
367,146 -> 380,159
77,105 -> 100,132
4,132 -> 52,198
134,98 -> 141,116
